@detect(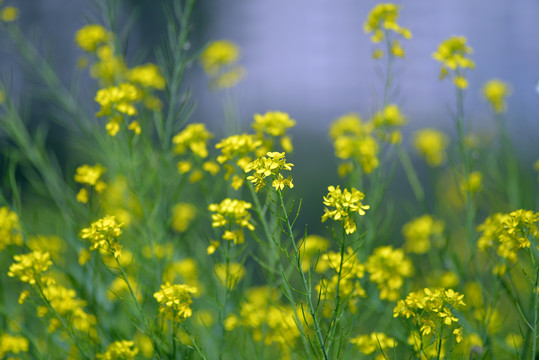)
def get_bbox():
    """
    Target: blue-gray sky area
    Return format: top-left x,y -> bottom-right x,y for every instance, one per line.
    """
4,0 -> 539,147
